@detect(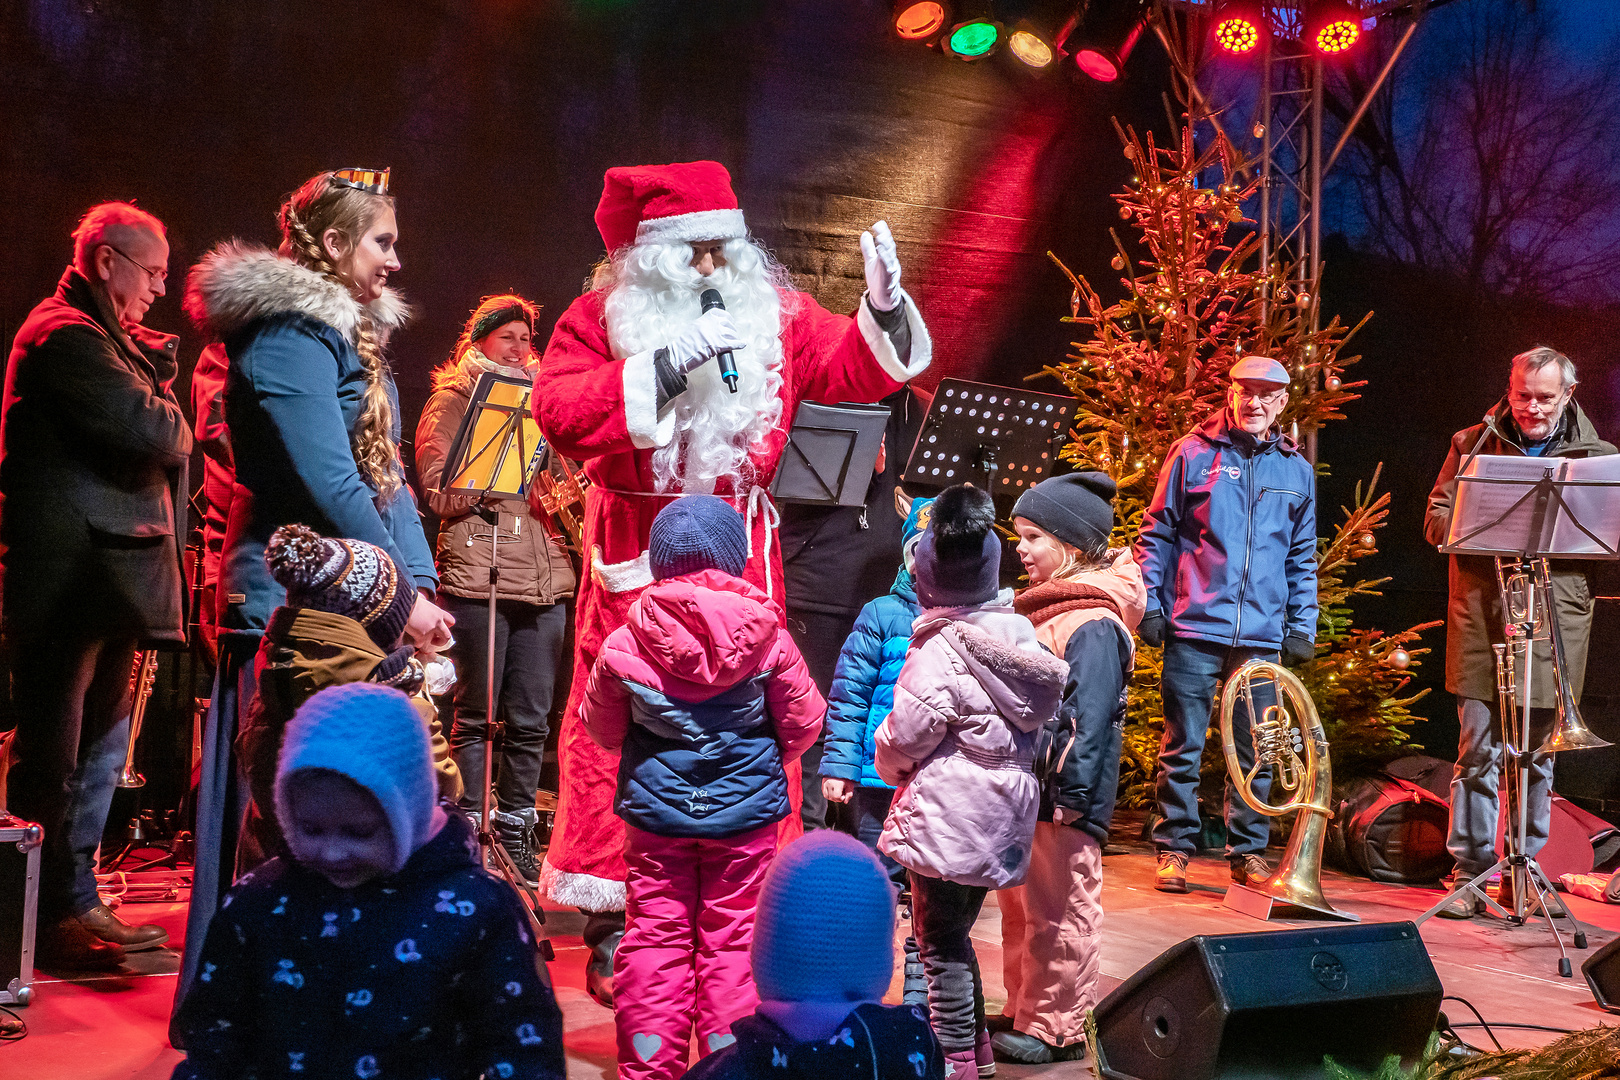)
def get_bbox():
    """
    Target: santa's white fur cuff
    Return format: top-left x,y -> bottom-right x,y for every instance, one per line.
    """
621,349 -> 678,449
858,288 -> 932,383
540,859 -> 627,912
